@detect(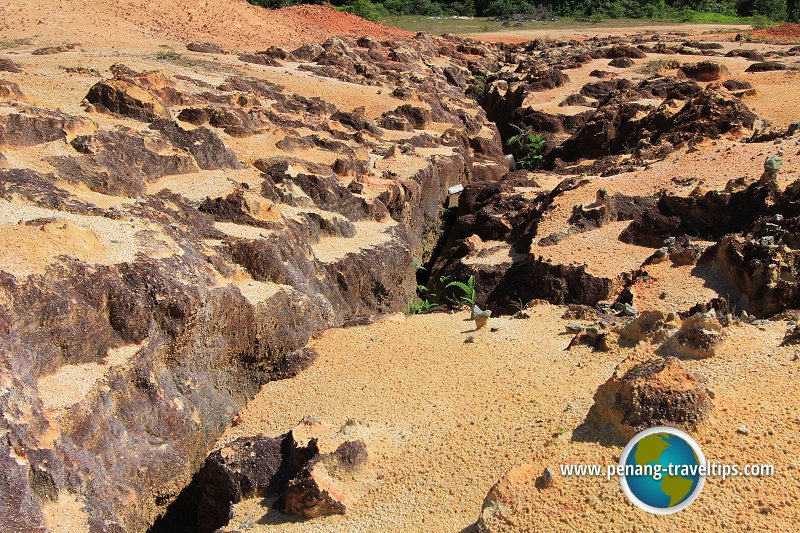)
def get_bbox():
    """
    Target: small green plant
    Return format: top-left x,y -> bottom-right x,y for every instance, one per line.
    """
470,73 -> 487,98
406,299 -> 437,315
512,297 -> 527,313
506,126 -> 546,170
155,50 -> 182,61
446,275 -> 477,308
0,38 -> 31,49
637,59 -> 671,76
